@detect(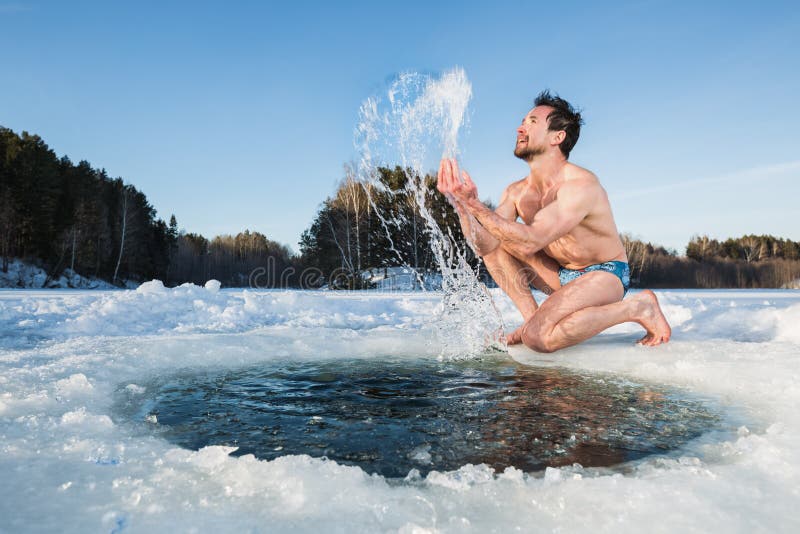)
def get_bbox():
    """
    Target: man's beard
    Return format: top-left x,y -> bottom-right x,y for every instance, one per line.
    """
514,141 -> 545,162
